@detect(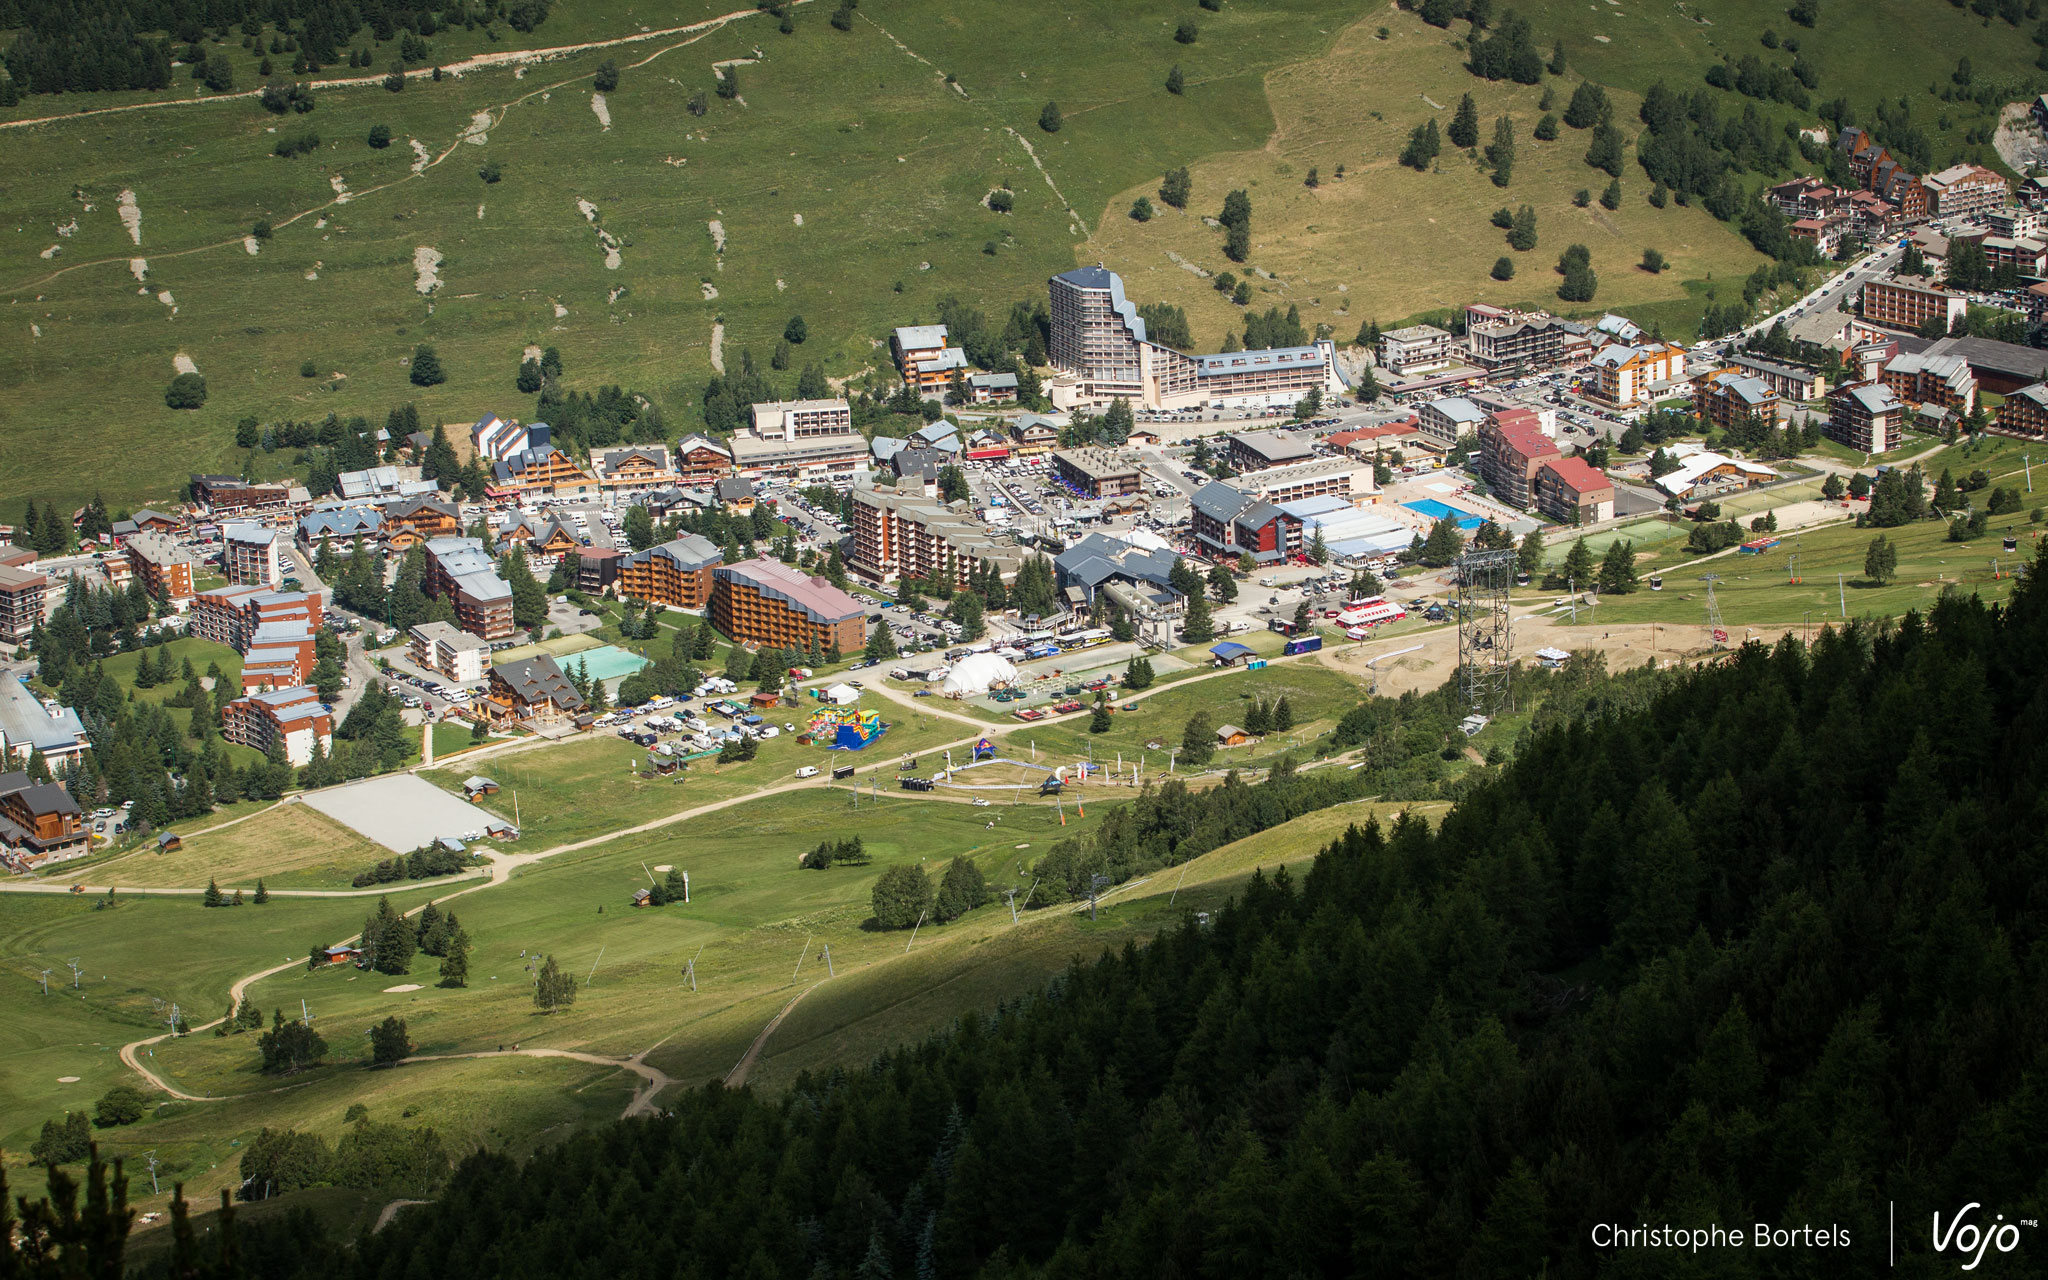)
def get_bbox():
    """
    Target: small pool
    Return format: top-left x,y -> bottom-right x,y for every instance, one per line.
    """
555,644 -> 650,682
1401,498 -> 1486,531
